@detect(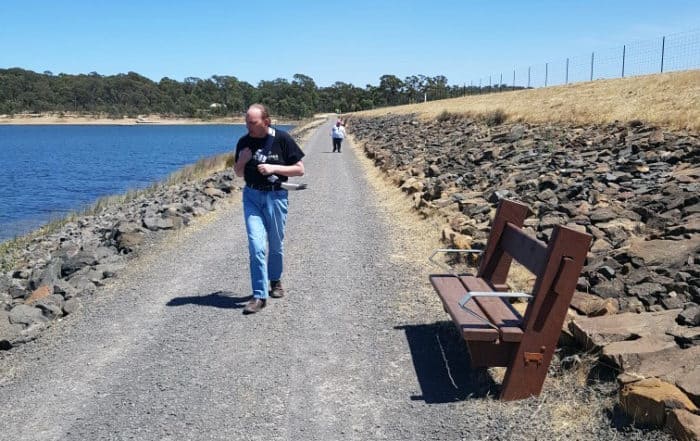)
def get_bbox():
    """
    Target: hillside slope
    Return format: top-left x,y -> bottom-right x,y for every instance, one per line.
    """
355,70 -> 700,131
